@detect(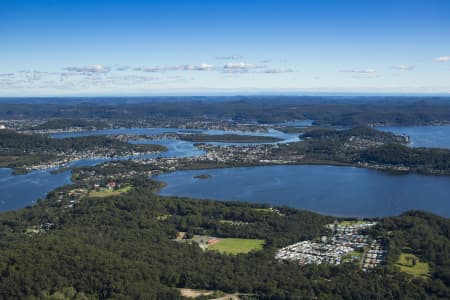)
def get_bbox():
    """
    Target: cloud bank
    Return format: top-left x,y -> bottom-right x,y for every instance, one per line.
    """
64,64 -> 111,74
435,56 -> 450,62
